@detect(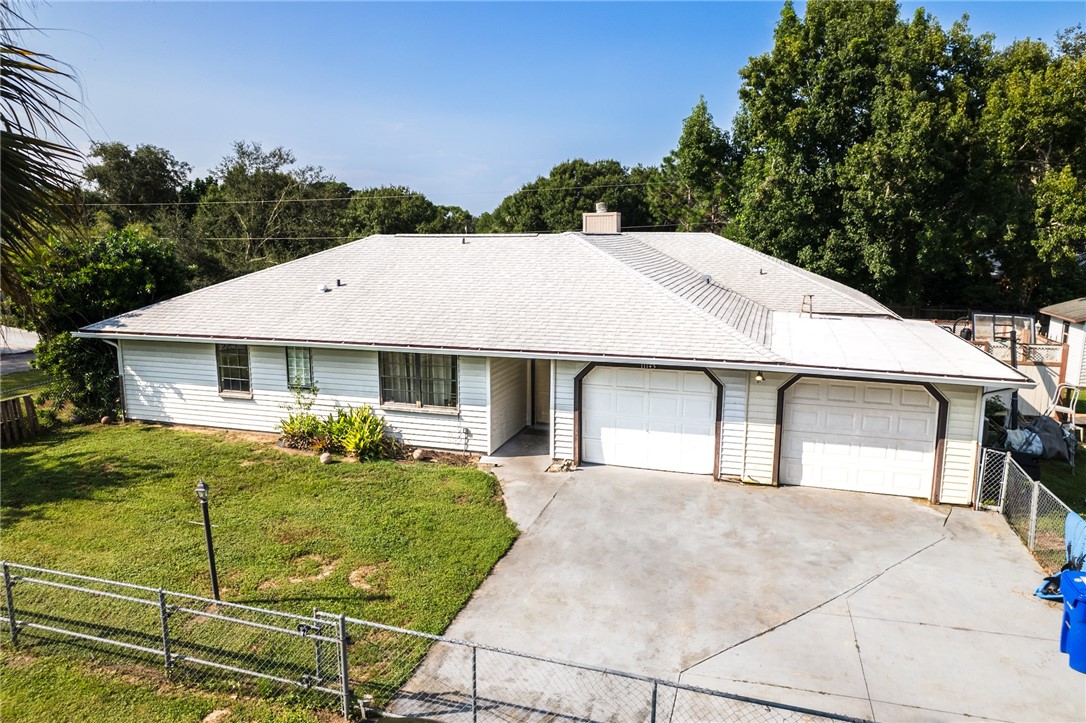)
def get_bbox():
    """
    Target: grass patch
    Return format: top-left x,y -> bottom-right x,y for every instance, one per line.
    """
0,649 -> 325,723
0,367 -> 51,400
1,423 -> 518,713
1041,441 -> 1086,515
